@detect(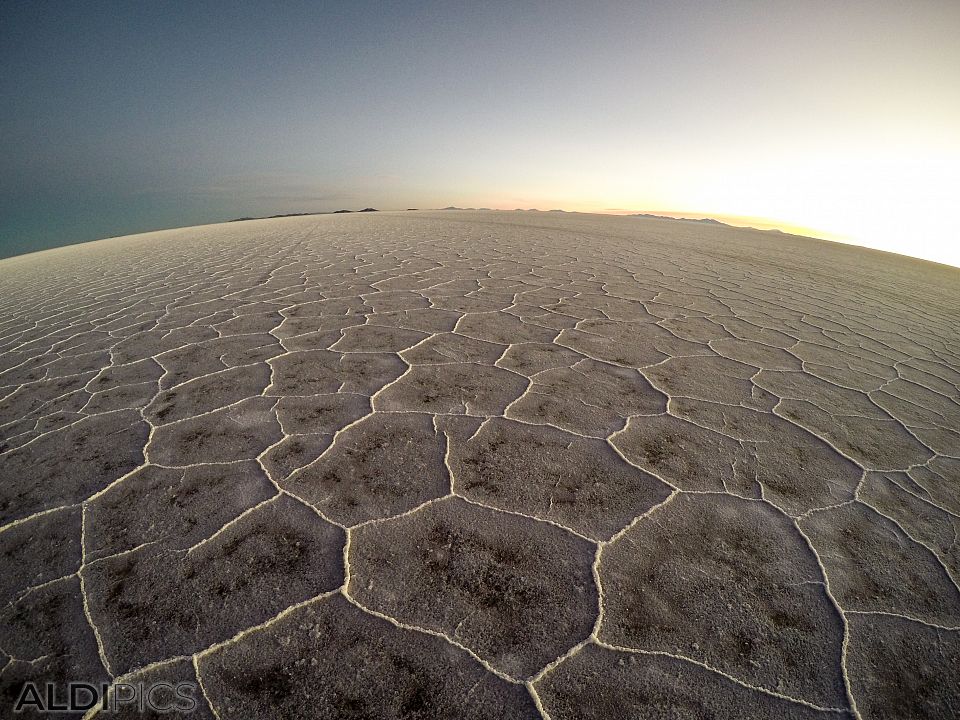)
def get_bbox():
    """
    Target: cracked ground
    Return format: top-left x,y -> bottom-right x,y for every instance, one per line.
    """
1,210 -> 958,719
